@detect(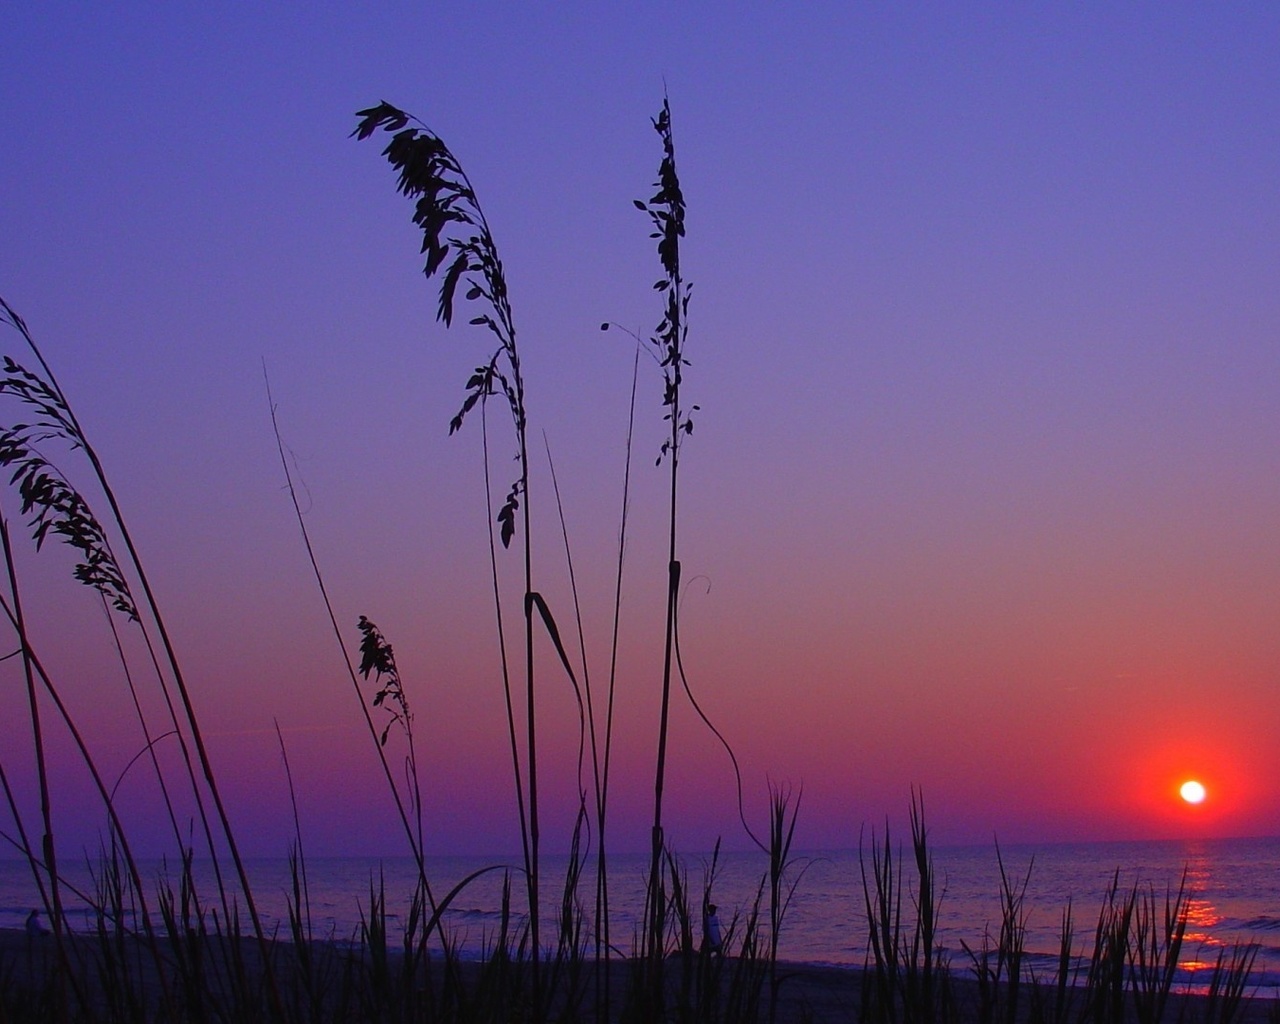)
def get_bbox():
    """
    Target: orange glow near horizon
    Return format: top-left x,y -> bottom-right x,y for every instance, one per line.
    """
1121,728 -> 1263,840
